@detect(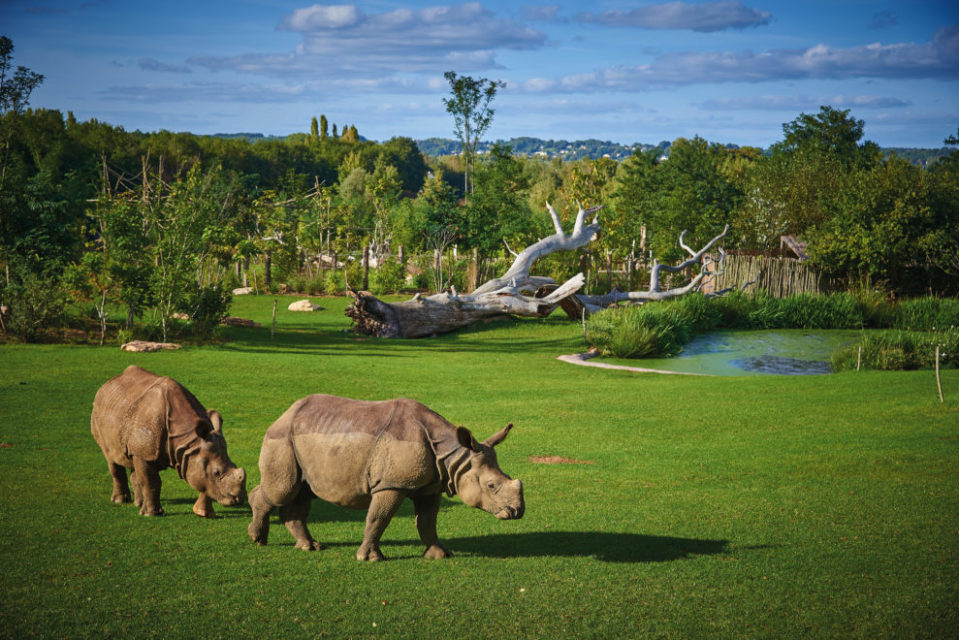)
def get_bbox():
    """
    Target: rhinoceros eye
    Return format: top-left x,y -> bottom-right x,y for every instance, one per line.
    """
487,481 -> 496,490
